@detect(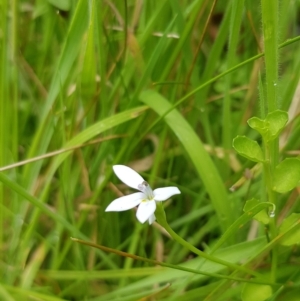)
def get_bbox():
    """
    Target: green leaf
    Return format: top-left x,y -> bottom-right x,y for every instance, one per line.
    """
81,0 -> 97,99
85,238 -> 270,300
247,110 -> 288,141
241,284 -> 272,301
232,136 -> 264,162
273,158 -> 300,193
140,90 -> 234,234
48,0 -> 71,11
24,0 -> 90,186
243,199 -> 270,225
211,202 -> 274,252
265,110 -> 288,140
279,213 -> 300,246
247,117 -> 268,136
